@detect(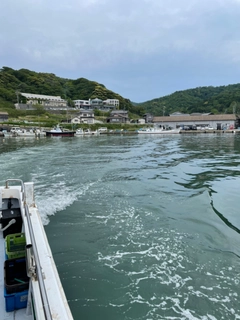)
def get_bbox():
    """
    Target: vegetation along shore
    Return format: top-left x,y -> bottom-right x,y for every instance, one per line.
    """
0,66 -> 240,131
